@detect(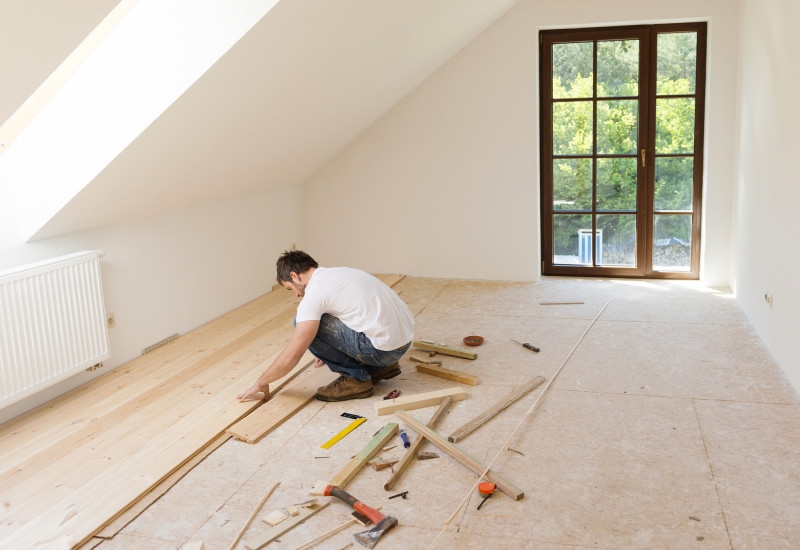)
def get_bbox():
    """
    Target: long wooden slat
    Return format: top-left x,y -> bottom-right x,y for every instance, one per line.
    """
394,410 -> 524,501
374,387 -> 465,416
384,397 -> 452,491
447,376 -> 545,443
415,364 -> 479,385
329,423 -> 399,488
412,341 -> 477,360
